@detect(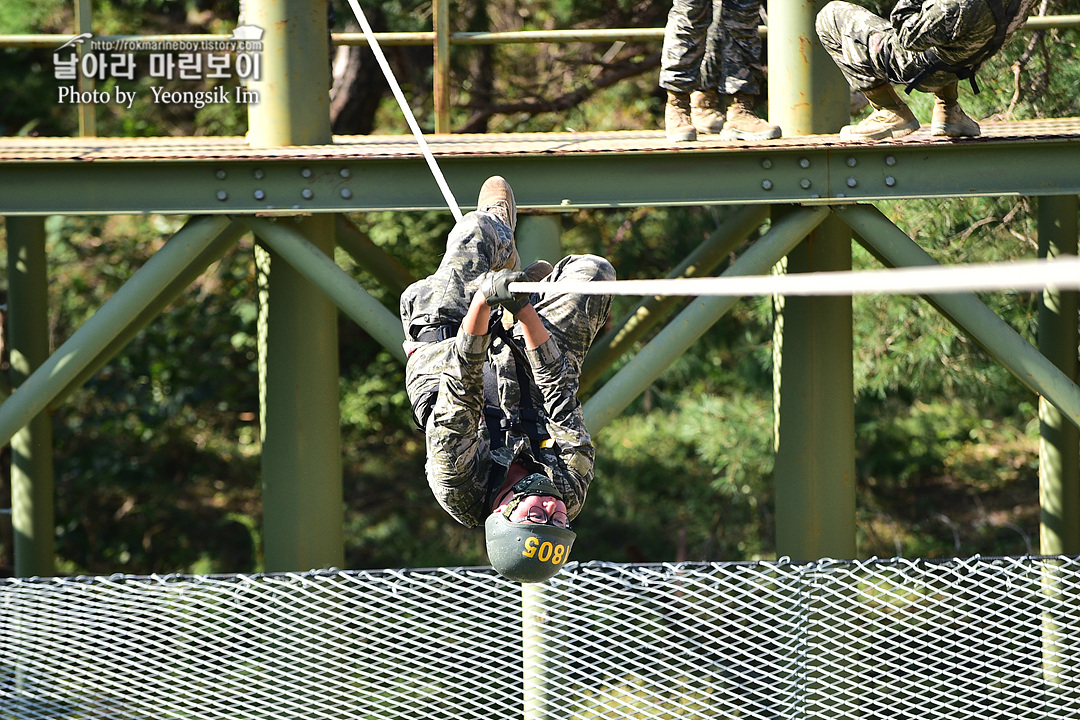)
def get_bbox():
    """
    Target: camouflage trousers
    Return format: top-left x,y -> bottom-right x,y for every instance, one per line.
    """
660,0 -> 766,96
816,1 -> 968,93
399,211 -> 614,527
